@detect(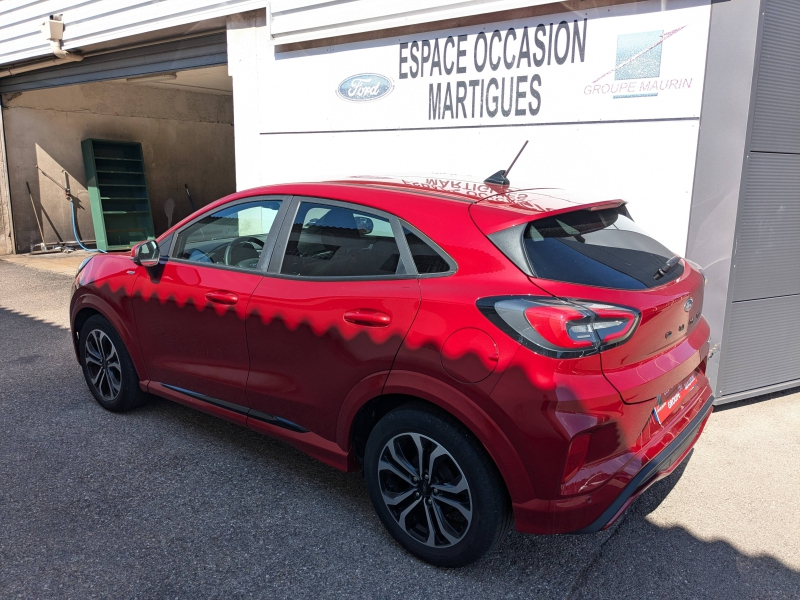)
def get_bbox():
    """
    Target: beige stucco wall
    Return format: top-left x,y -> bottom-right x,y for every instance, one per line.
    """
1,80 -> 234,253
